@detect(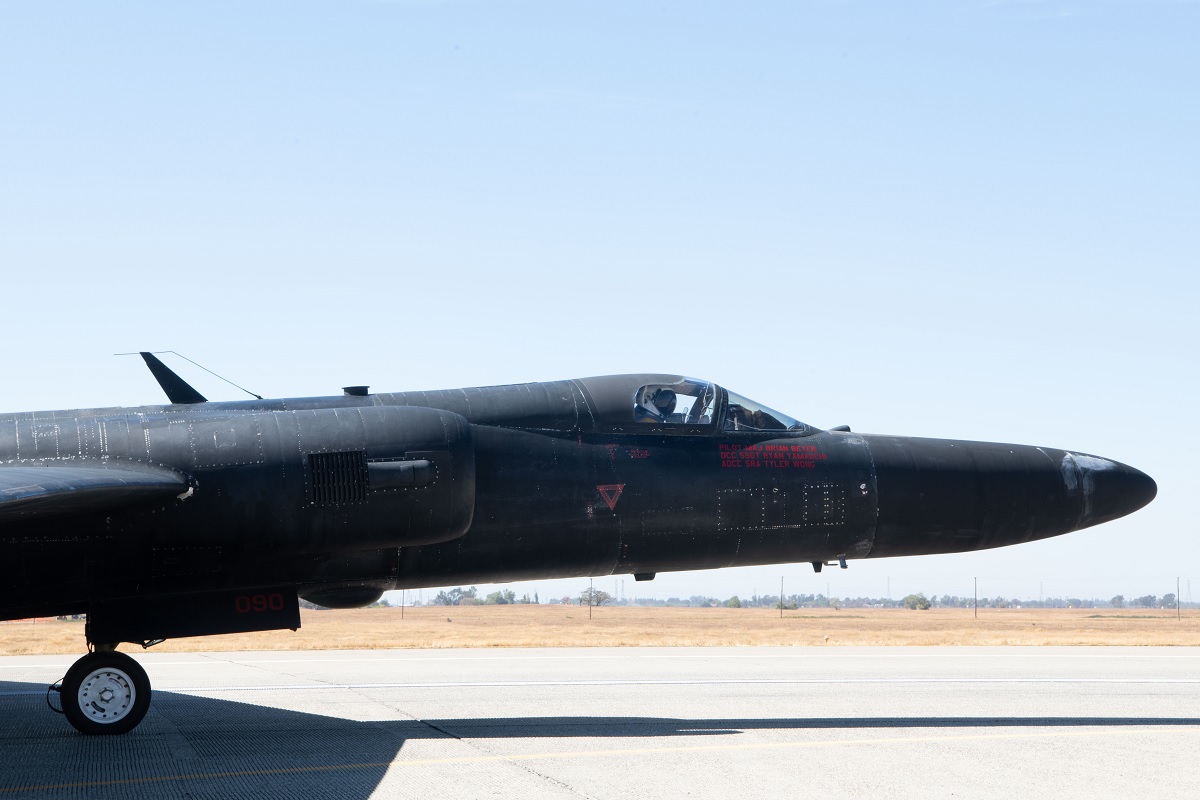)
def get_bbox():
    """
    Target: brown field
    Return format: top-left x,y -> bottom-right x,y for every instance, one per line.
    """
4,606 -> 1200,655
